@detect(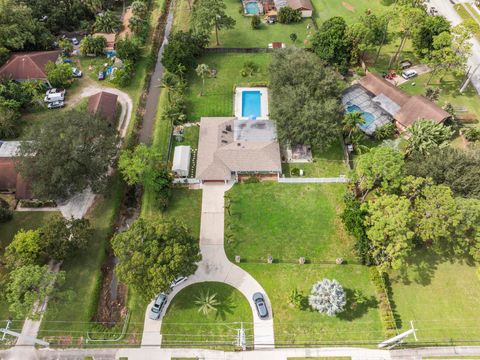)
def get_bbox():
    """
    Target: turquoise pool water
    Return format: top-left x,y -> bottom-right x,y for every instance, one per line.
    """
242,91 -> 262,118
346,104 -> 375,130
245,2 -> 260,14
